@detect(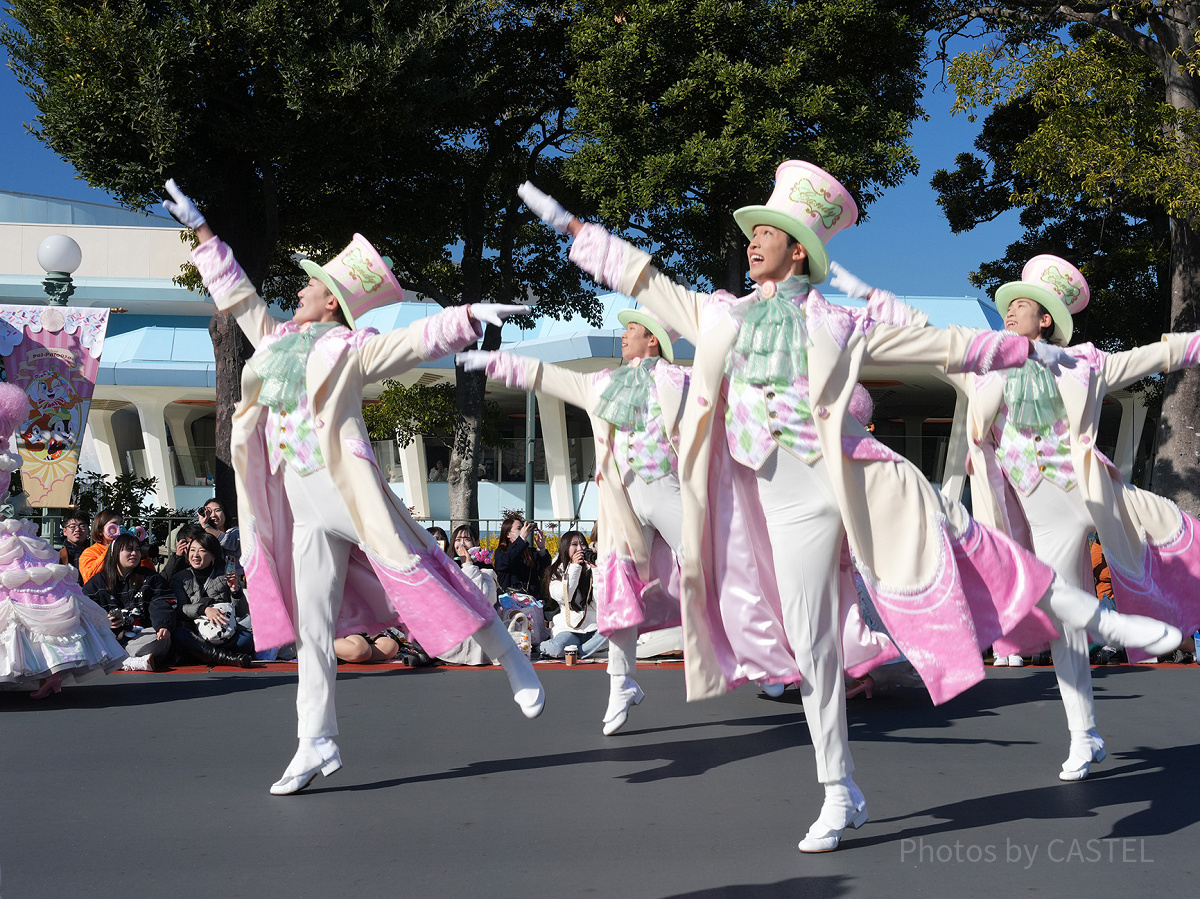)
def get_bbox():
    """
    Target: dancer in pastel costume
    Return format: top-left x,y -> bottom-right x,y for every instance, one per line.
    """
941,255 -> 1200,781
162,180 -> 544,796
517,162 -> 1180,852
0,383 -> 126,697
460,307 -> 688,735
